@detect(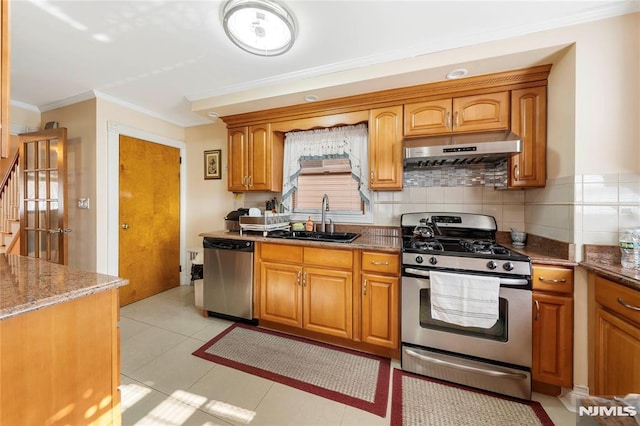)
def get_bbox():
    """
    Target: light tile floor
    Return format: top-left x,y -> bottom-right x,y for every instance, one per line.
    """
120,286 -> 577,425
